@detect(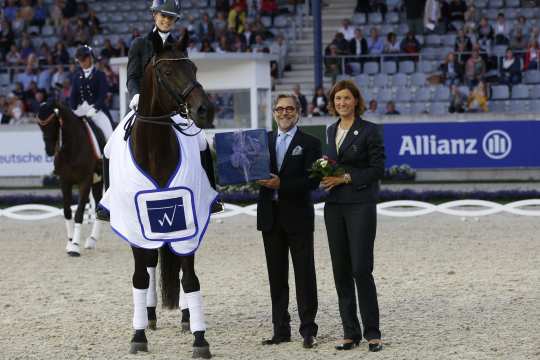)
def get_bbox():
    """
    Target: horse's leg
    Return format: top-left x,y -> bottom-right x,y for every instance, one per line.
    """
67,179 -> 91,256
146,249 -> 158,330
85,181 -> 103,249
61,180 -> 80,257
129,246 -> 150,354
181,255 -> 211,359
180,281 -> 190,332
